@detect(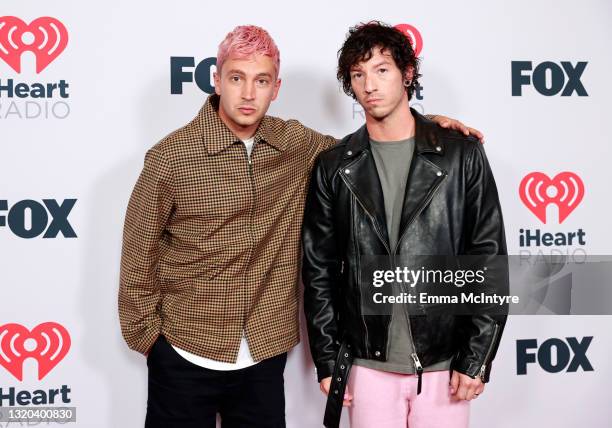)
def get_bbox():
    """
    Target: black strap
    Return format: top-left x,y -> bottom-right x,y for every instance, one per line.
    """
323,341 -> 353,428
